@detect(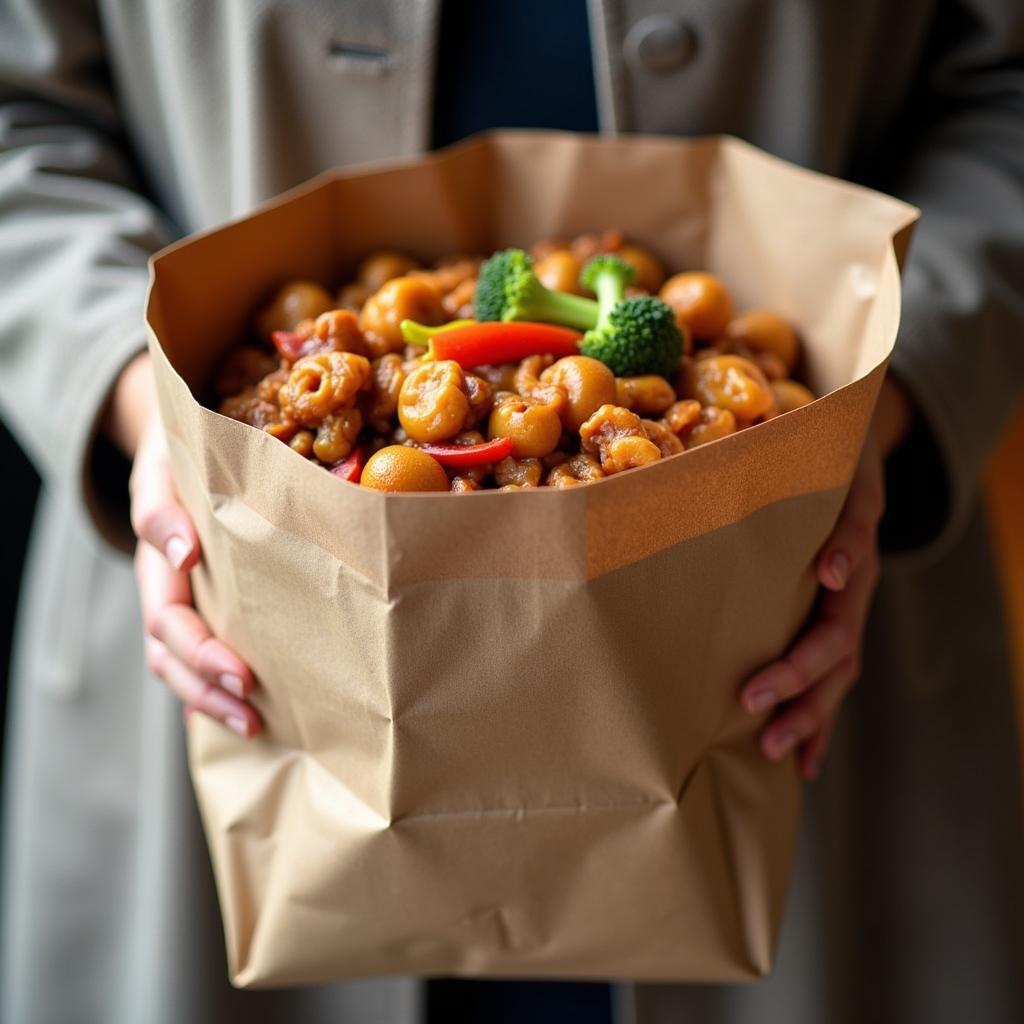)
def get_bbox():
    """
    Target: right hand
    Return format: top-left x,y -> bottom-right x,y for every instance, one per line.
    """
113,353 -> 262,737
